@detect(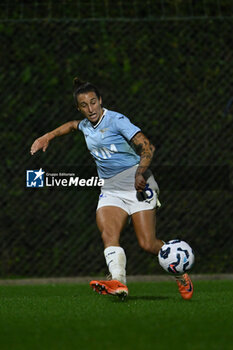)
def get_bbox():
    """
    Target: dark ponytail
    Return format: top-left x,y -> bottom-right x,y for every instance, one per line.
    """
73,77 -> 101,107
